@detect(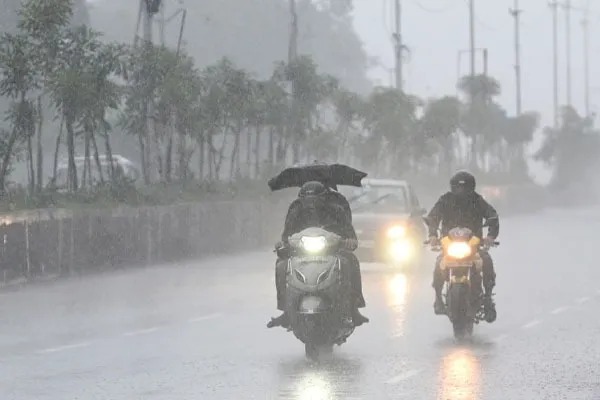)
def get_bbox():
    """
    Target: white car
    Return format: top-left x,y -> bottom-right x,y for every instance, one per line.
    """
340,178 -> 427,268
